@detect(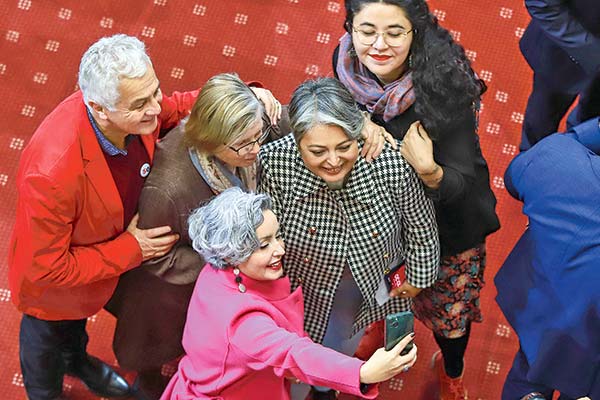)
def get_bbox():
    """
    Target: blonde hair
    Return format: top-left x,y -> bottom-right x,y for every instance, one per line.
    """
185,73 -> 263,154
